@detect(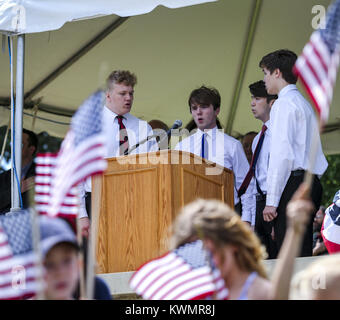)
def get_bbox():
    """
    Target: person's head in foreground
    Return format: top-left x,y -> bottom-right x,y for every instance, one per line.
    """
40,216 -> 80,300
290,253 -> 340,300
171,199 -> 271,300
